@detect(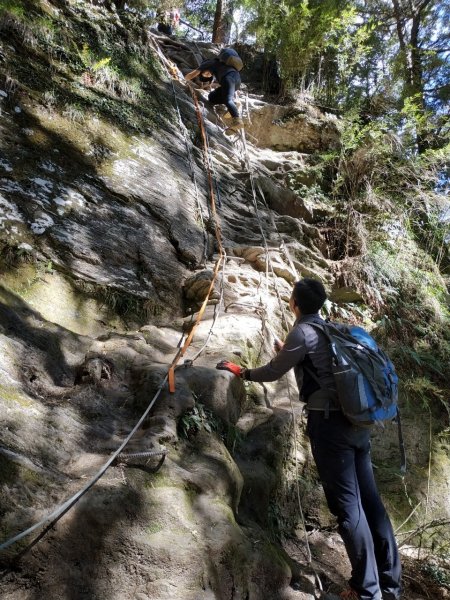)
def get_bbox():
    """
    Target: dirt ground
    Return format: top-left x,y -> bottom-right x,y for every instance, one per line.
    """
283,530 -> 449,599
